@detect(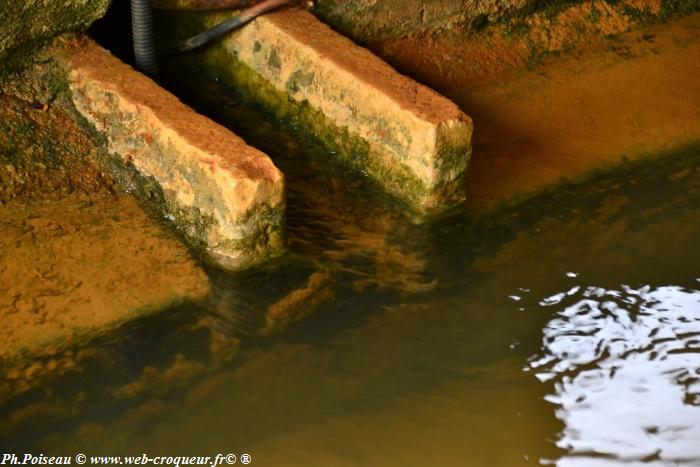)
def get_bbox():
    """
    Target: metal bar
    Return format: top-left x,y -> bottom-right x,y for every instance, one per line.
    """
174,0 -> 290,52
